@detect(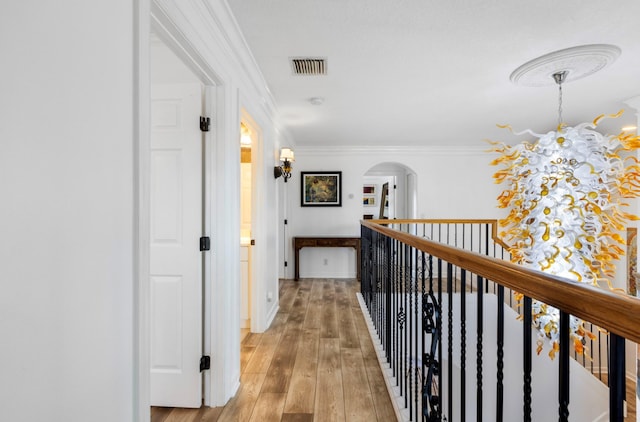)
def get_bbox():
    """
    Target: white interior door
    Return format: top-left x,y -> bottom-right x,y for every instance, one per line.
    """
150,83 -> 203,408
